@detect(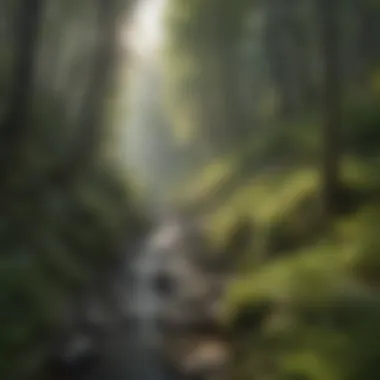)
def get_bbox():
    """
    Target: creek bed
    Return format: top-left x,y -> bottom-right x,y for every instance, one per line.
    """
162,332 -> 231,380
